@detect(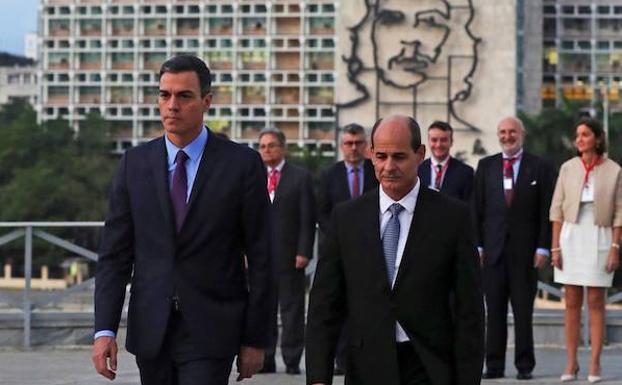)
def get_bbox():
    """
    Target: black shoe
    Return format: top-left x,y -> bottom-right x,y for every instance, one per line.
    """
285,366 -> 301,375
516,372 -> 533,380
334,366 -> 346,376
482,370 -> 504,379
258,361 -> 276,374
